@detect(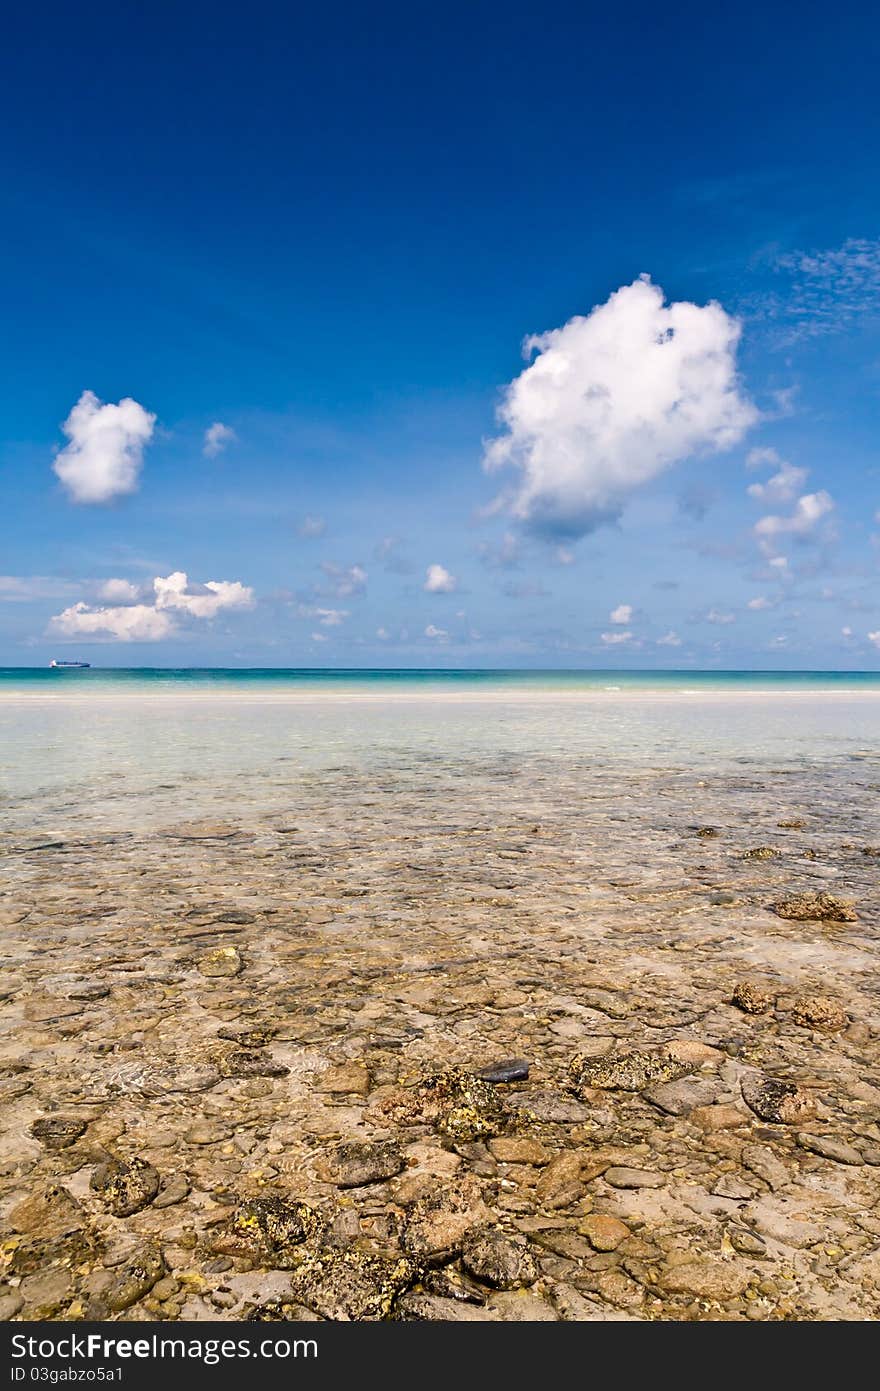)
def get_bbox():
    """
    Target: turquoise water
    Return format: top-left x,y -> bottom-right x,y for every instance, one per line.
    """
2,666 -> 880,692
